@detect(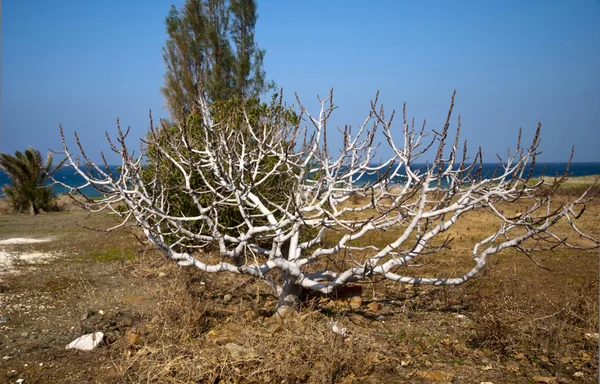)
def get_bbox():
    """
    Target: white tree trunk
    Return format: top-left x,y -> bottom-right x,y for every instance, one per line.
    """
54,90 -> 600,315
